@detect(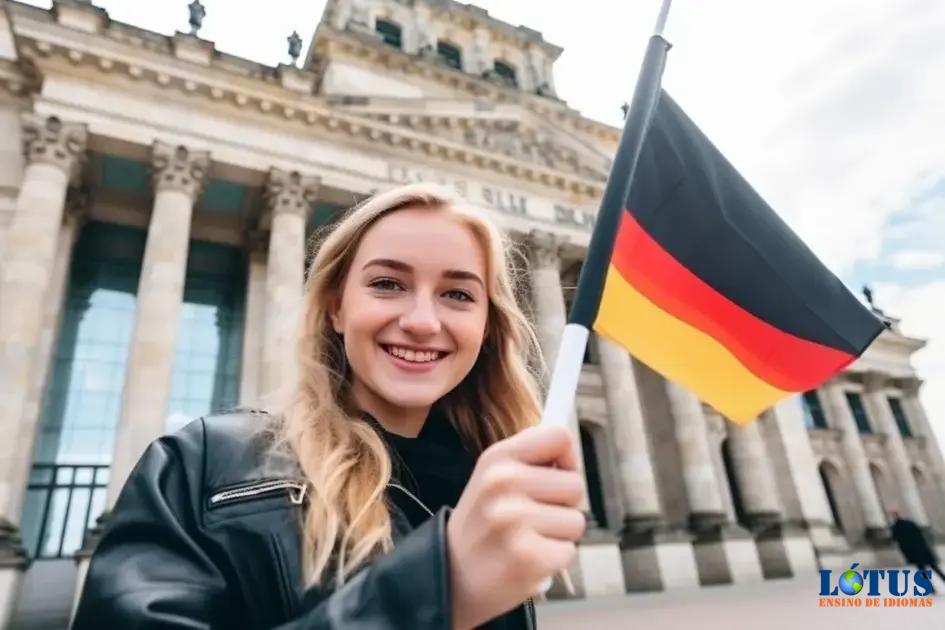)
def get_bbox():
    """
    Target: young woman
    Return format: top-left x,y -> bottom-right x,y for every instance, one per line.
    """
73,183 -> 586,629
